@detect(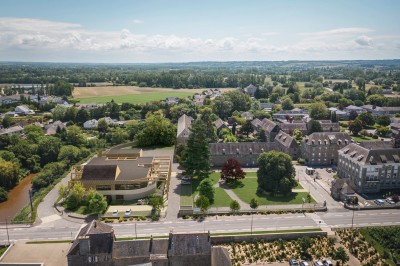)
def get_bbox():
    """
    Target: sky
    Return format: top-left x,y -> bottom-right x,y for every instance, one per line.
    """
0,0 -> 399,63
